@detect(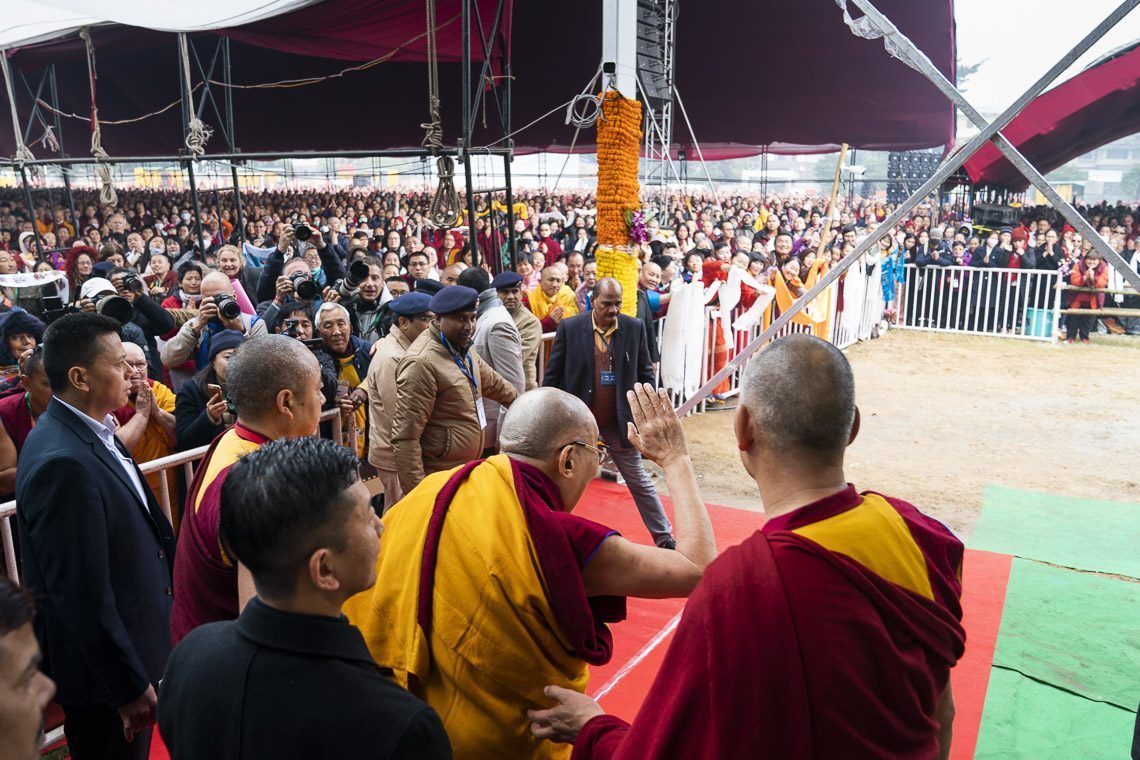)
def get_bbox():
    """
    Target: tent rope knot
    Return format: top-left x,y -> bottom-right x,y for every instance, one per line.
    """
421,0 -> 459,228
79,28 -> 117,206
178,34 -> 212,158
428,155 -> 461,229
